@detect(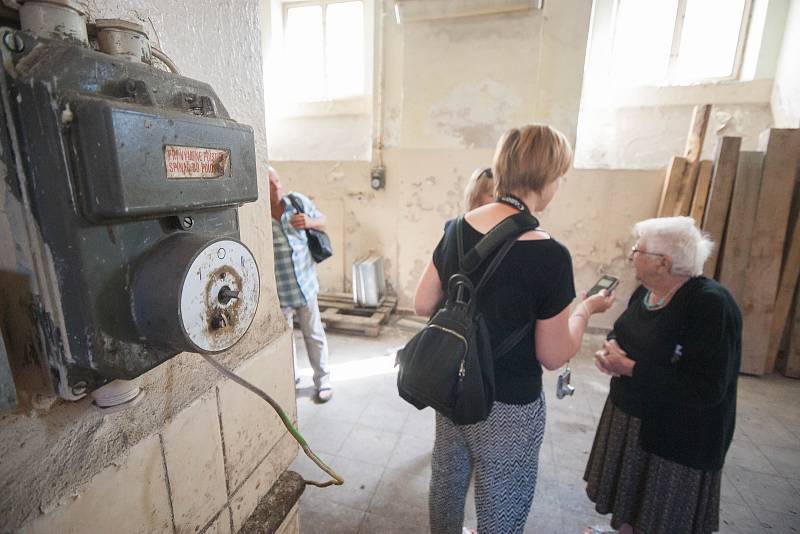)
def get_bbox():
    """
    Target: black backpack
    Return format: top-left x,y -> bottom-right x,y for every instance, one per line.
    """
396,212 -> 540,425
